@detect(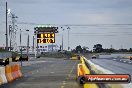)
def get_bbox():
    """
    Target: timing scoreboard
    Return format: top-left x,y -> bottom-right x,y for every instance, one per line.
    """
35,26 -> 58,44
37,33 -> 55,43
